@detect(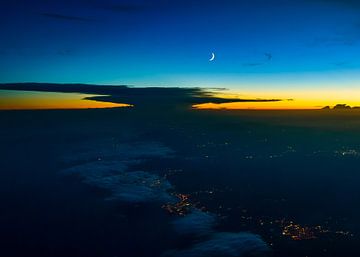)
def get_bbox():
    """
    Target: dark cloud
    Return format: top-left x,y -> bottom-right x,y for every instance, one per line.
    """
64,162 -> 174,203
334,104 -> 351,110
61,141 -> 175,203
40,12 -> 94,22
162,232 -> 269,257
321,104 -> 360,110
0,83 -> 290,109
172,210 -> 217,236
59,130 -> 269,257
264,53 -> 272,61
333,104 -> 351,110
